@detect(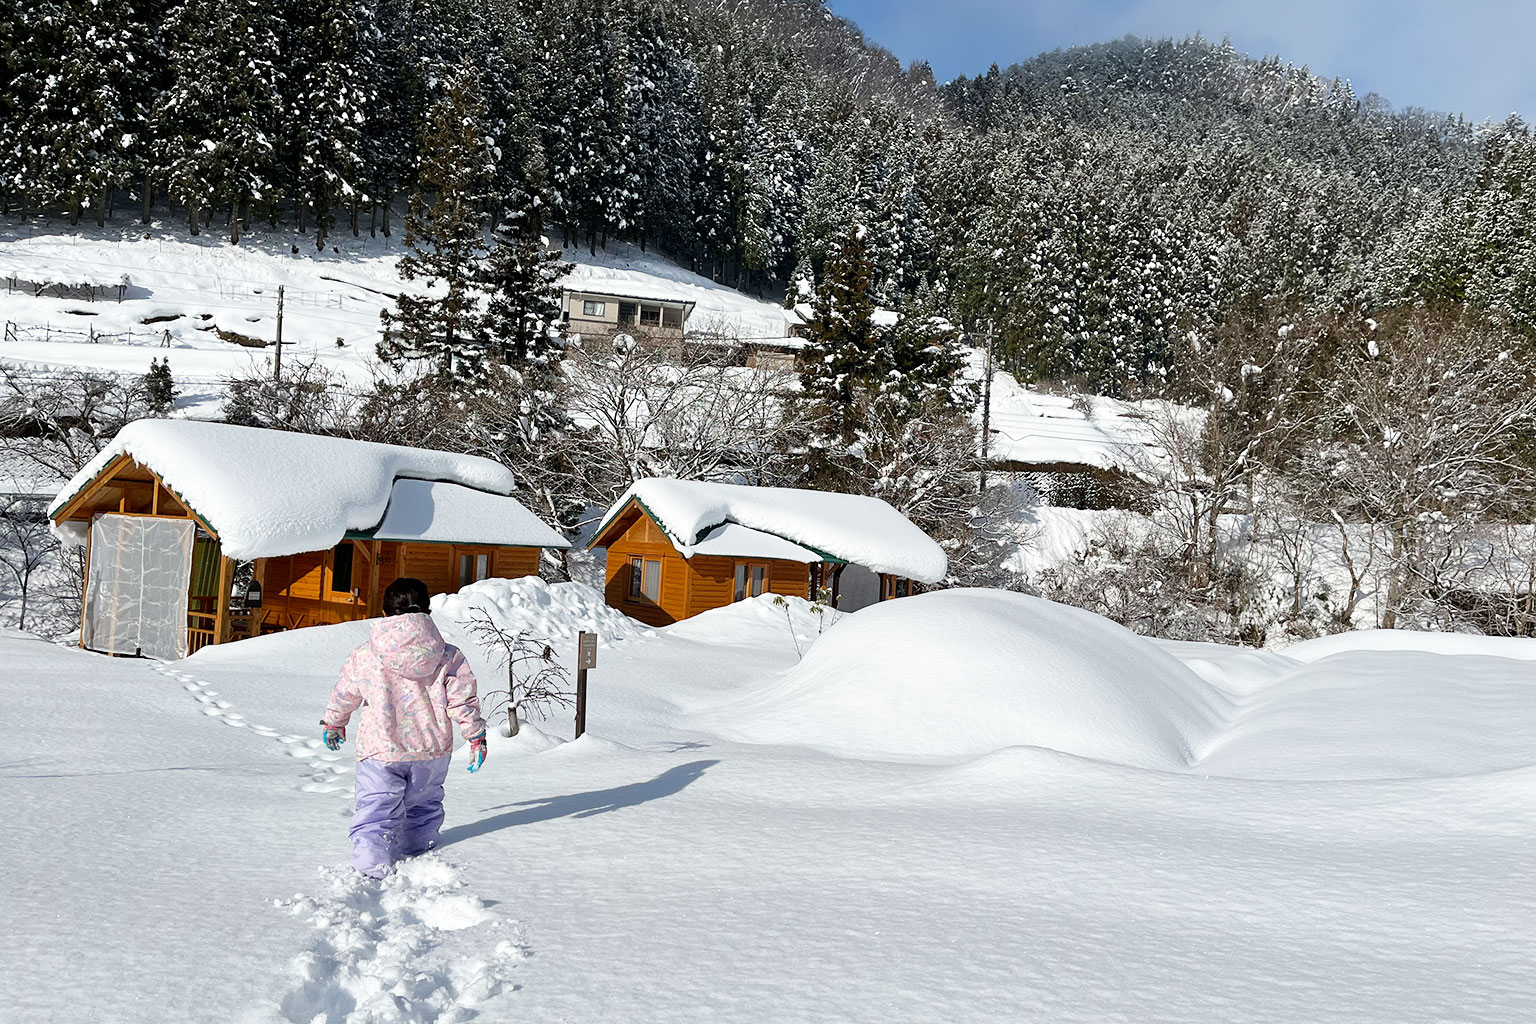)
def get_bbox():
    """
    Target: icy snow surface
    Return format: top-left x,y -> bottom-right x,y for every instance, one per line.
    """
49,419 -> 520,560
5,586 -> 1536,1023
602,477 -> 948,582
